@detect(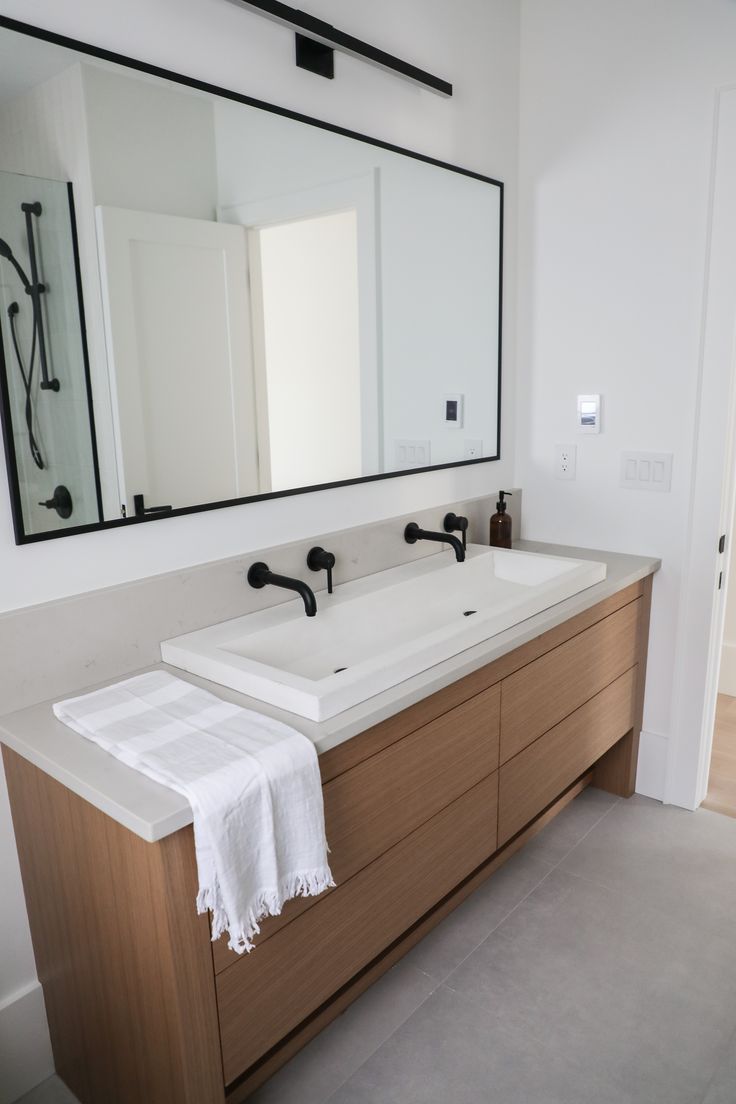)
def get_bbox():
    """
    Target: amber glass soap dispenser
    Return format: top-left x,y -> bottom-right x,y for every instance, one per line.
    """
490,490 -> 513,548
